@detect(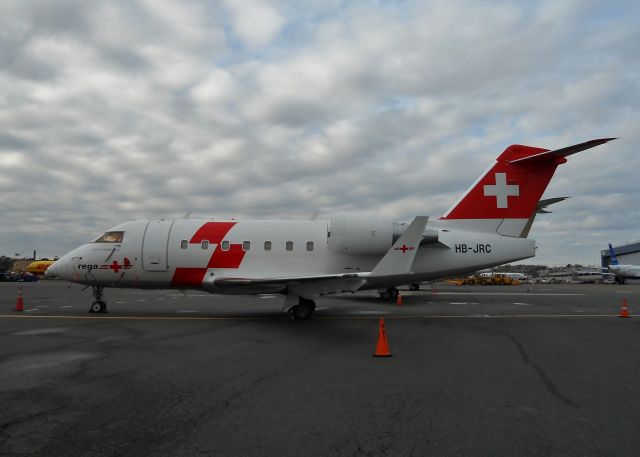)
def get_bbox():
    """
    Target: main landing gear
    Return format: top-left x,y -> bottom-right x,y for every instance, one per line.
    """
289,297 -> 316,320
378,288 -> 399,300
90,286 -> 107,313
